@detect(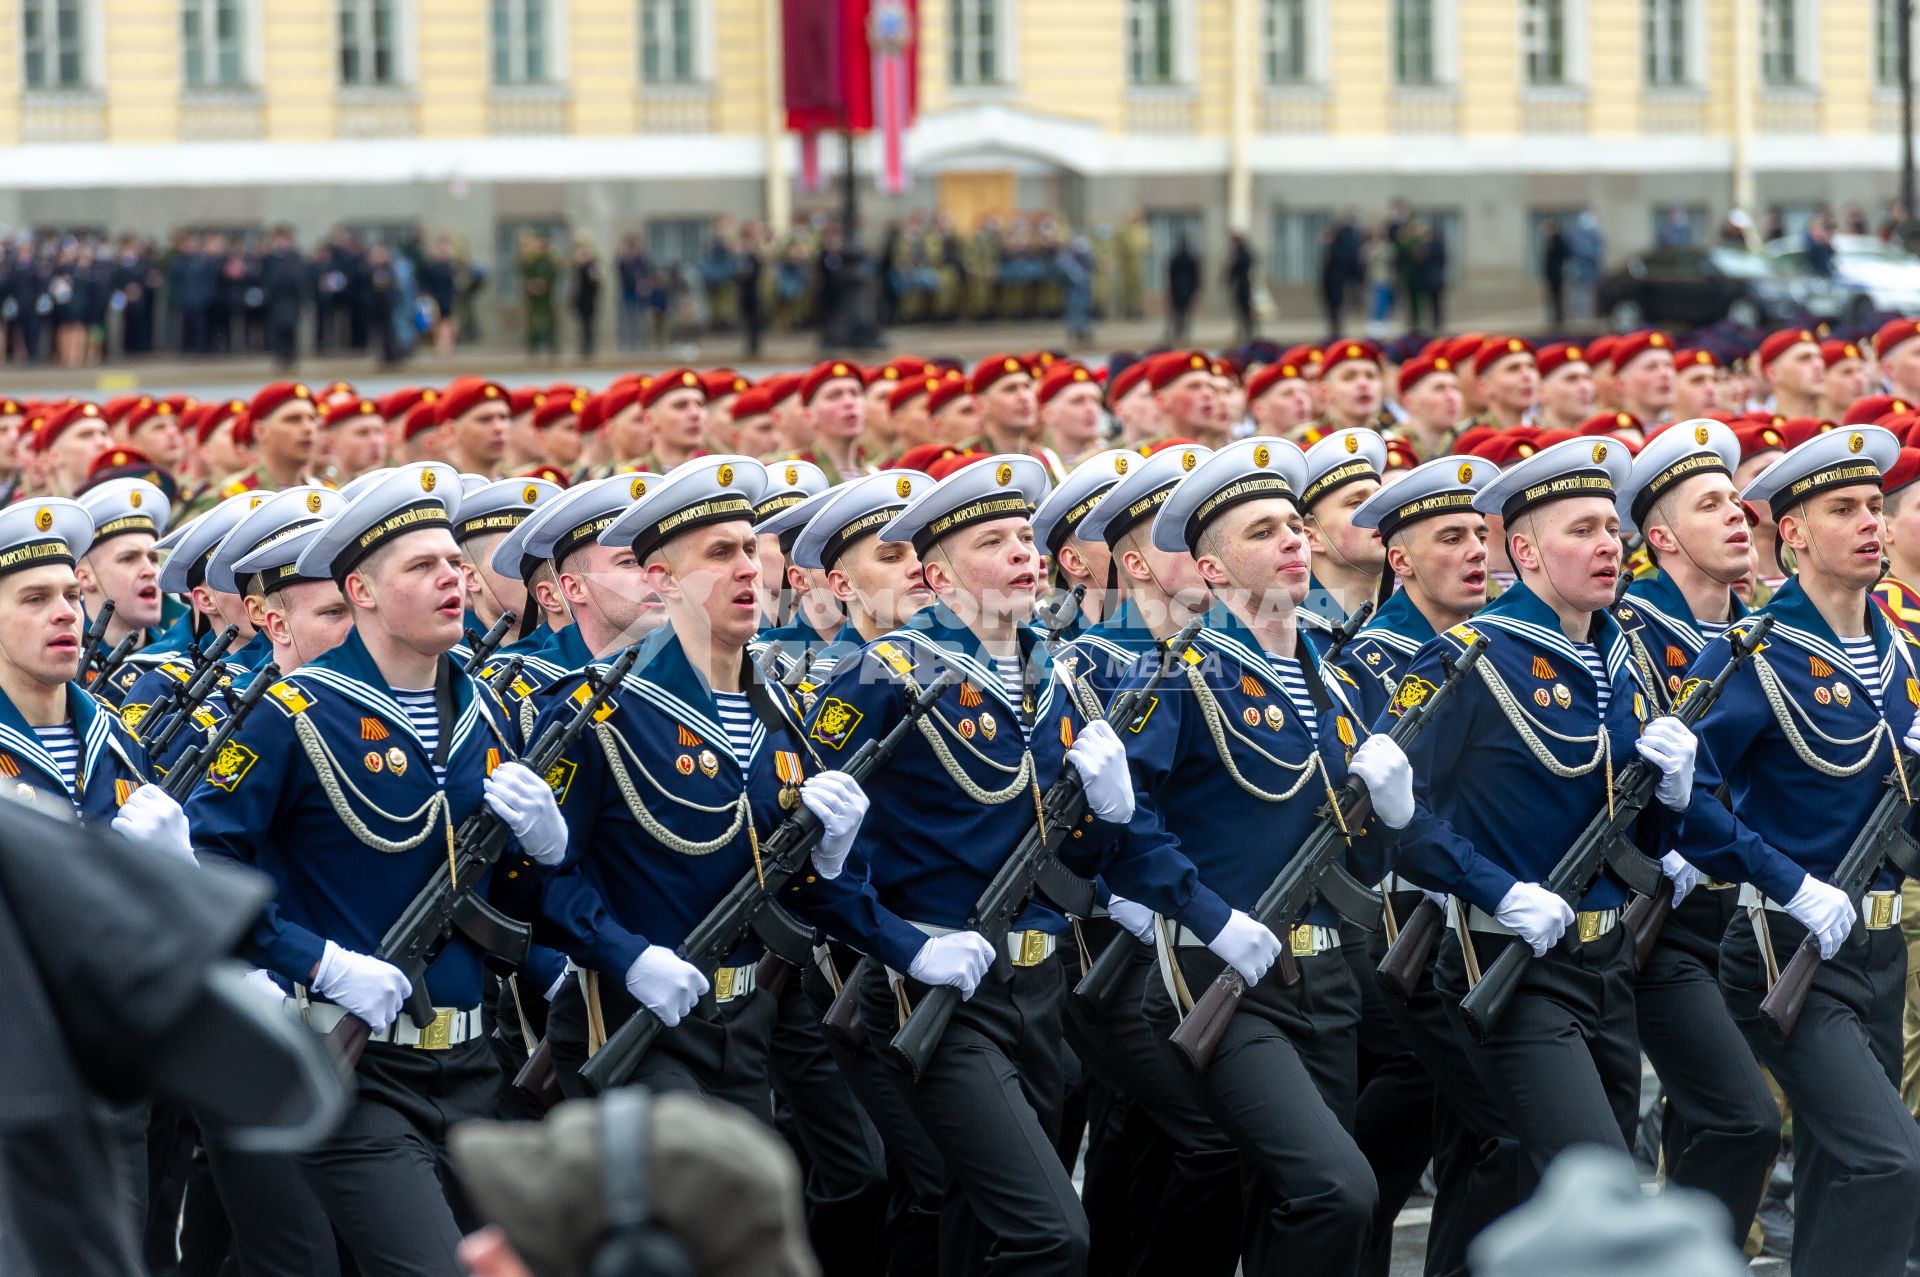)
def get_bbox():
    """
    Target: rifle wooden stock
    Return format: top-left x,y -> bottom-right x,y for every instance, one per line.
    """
1167,967 -> 1242,1070
512,1039 -> 562,1113
1621,890 -> 1673,972
325,1015 -> 372,1069
1757,934 -> 1822,1041
1375,897 -> 1446,1003
821,955 -> 870,1051
754,951 -> 798,1001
